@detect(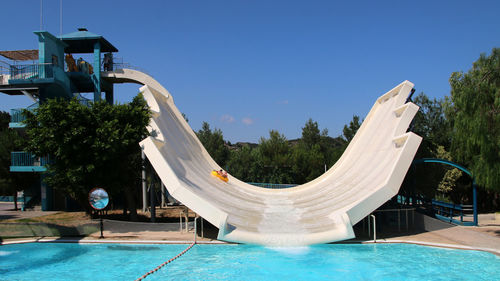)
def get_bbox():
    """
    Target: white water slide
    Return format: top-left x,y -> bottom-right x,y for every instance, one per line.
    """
103,69 -> 422,246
